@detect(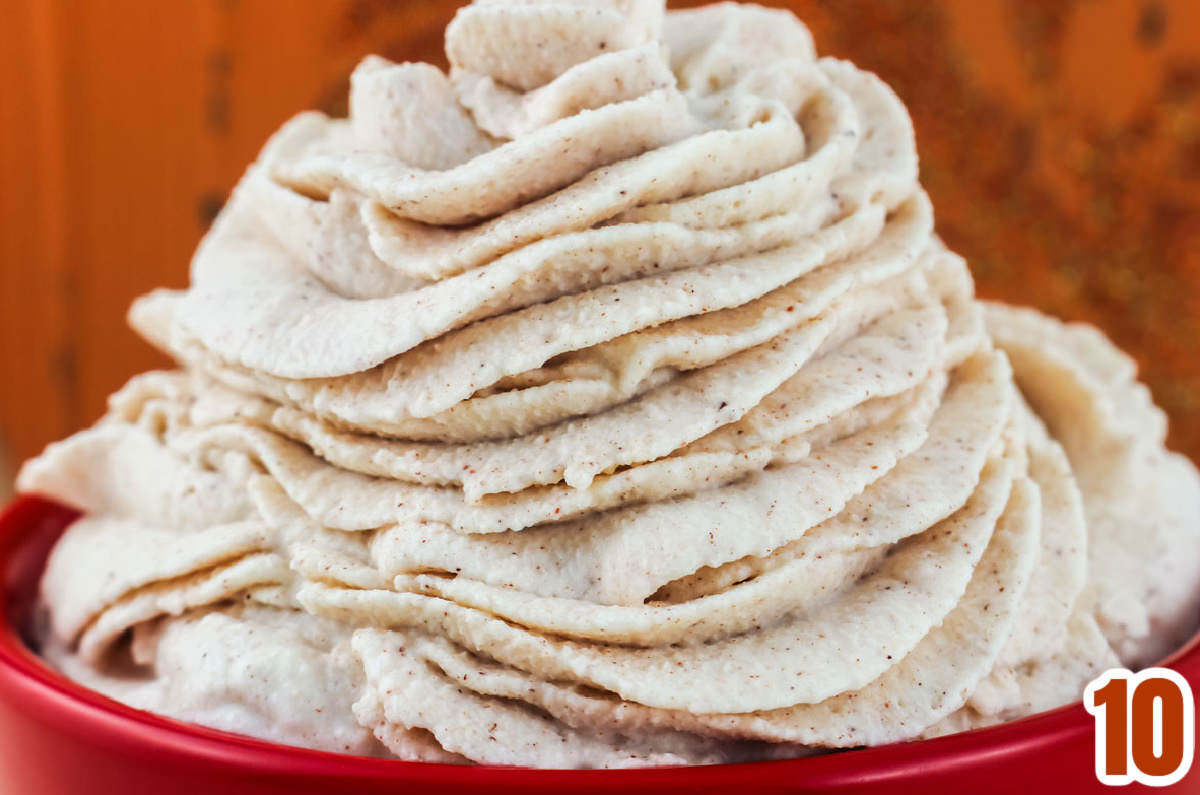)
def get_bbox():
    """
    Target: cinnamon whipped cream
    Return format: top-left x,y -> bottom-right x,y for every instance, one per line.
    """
19,0 -> 1200,767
